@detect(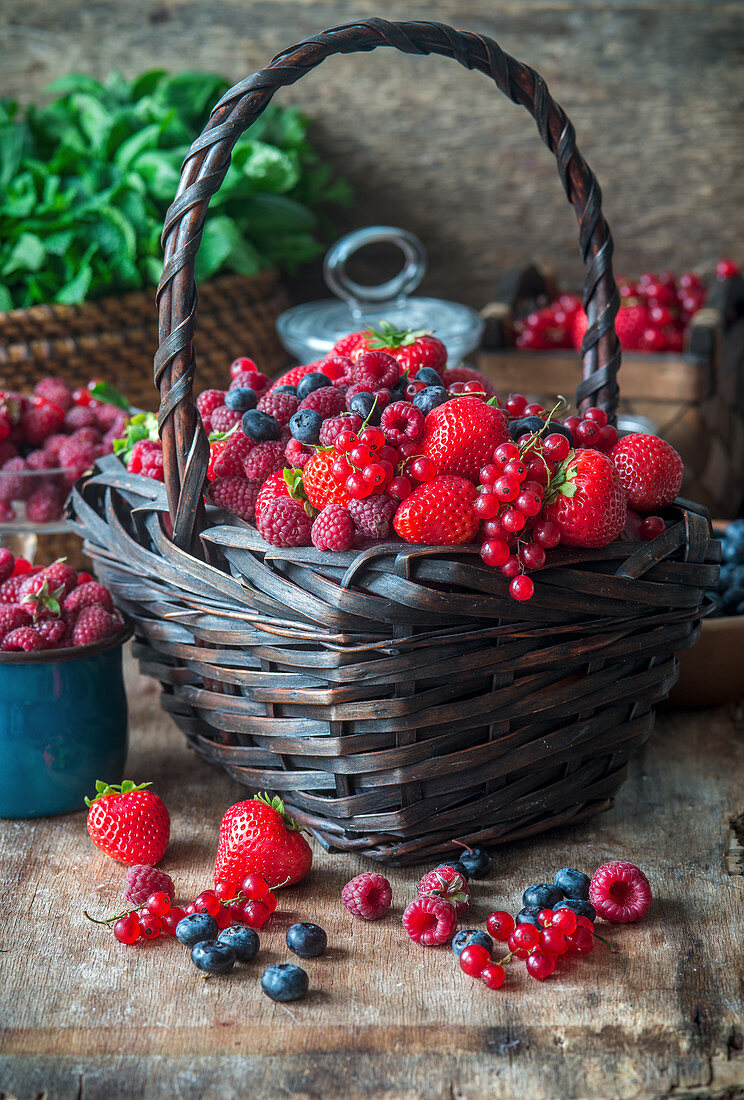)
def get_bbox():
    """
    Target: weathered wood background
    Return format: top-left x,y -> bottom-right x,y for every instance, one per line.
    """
2,1 -> 743,306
